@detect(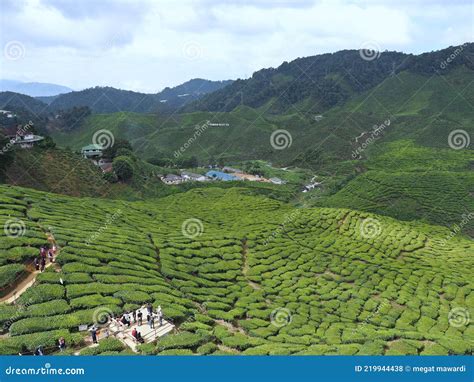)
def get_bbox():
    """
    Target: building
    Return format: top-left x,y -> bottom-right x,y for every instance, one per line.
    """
13,133 -> 44,149
161,174 -> 184,185
206,170 -> 238,181
222,166 -> 241,173
81,144 -> 103,163
269,177 -> 286,185
181,171 -> 209,182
